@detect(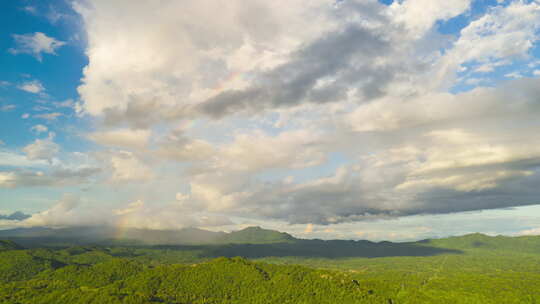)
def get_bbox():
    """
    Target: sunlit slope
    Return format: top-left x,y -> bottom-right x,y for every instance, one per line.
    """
424,233 -> 540,253
0,255 -> 381,304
